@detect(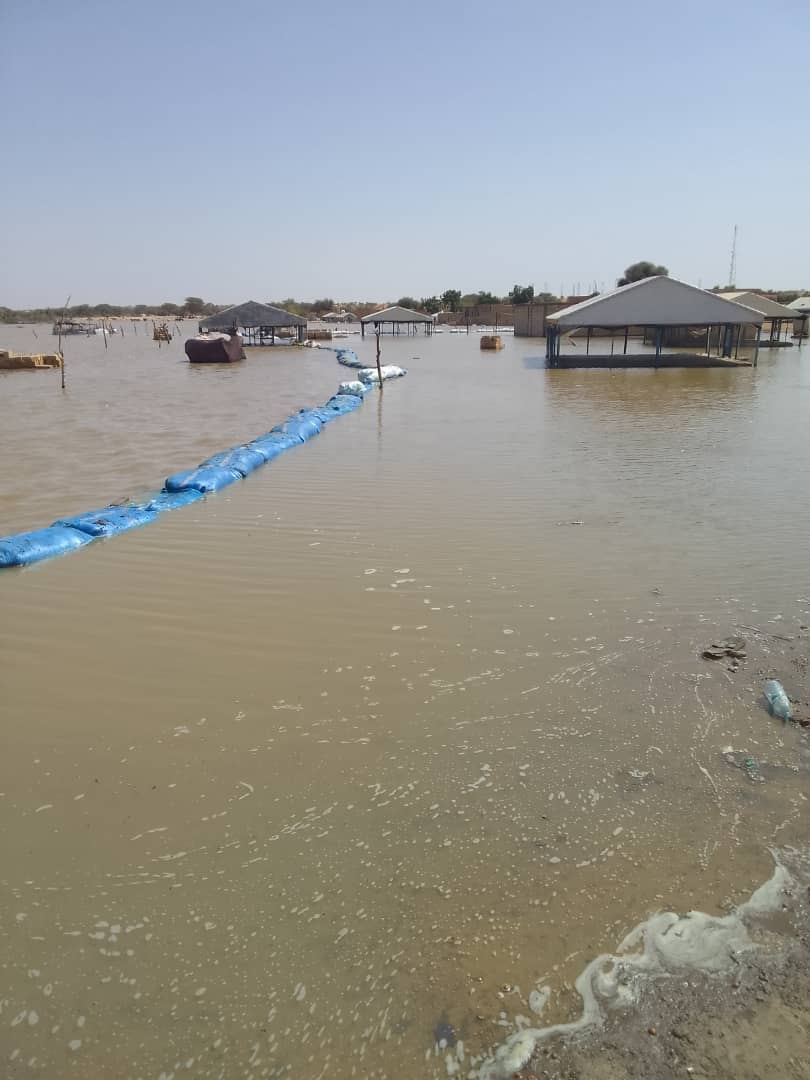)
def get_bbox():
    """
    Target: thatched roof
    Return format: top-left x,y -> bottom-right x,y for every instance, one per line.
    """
201,301 -> 306,330
361,305 -> 432,324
